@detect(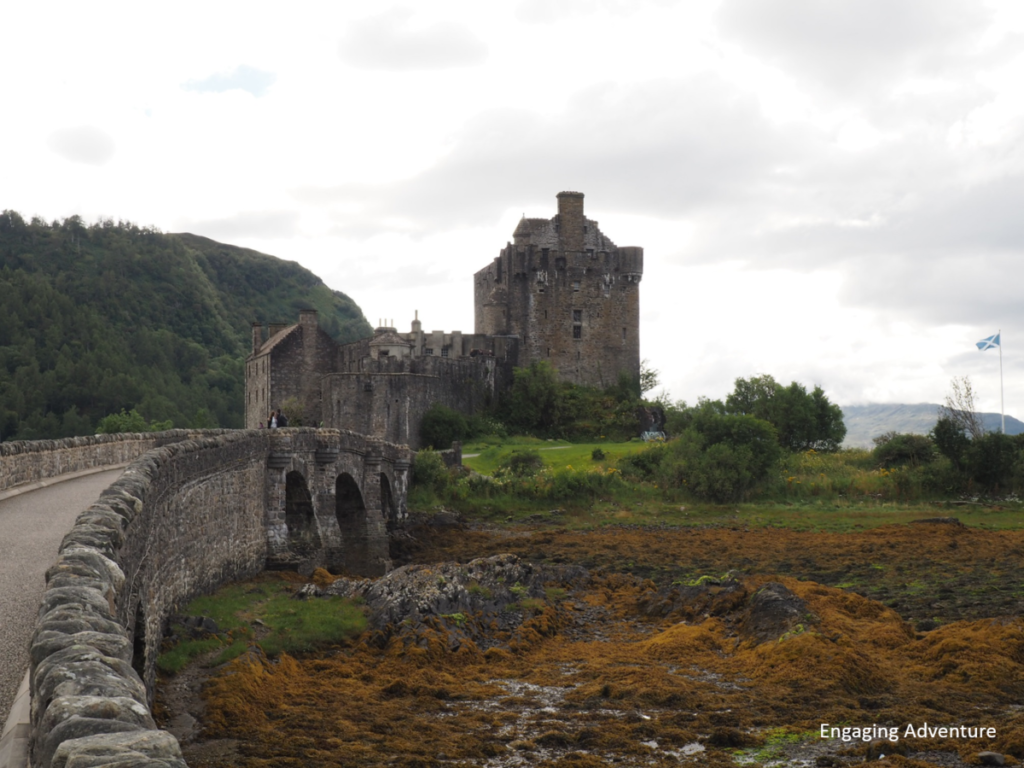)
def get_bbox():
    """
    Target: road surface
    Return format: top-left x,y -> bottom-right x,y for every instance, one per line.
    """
0,469 -> 124,725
